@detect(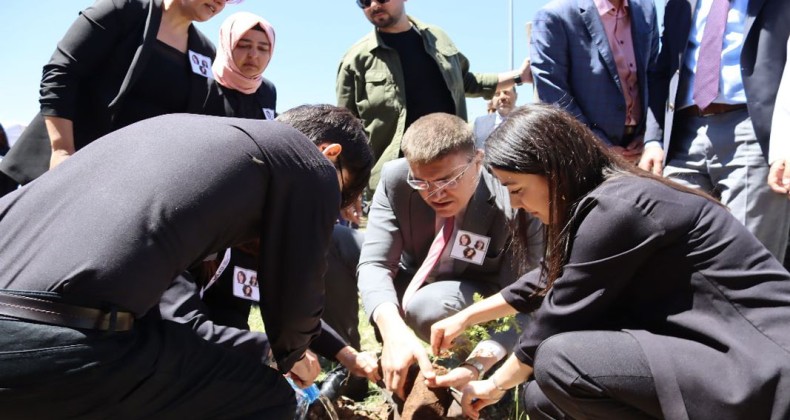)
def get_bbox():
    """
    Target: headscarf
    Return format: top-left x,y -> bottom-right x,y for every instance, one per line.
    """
212,12 -> 276,94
